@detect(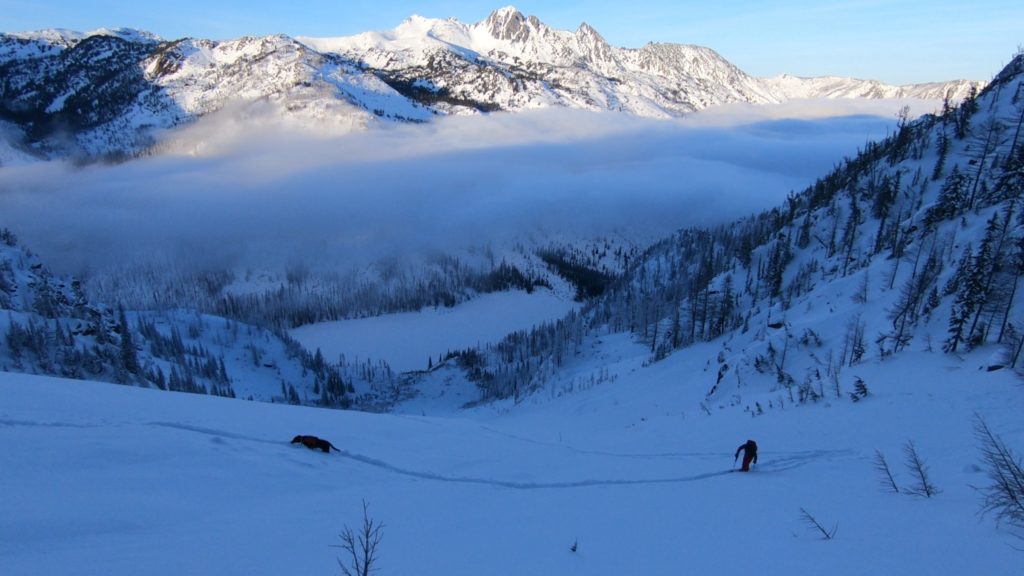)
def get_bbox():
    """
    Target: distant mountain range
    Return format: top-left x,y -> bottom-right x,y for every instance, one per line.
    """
0,6 -> 985,161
